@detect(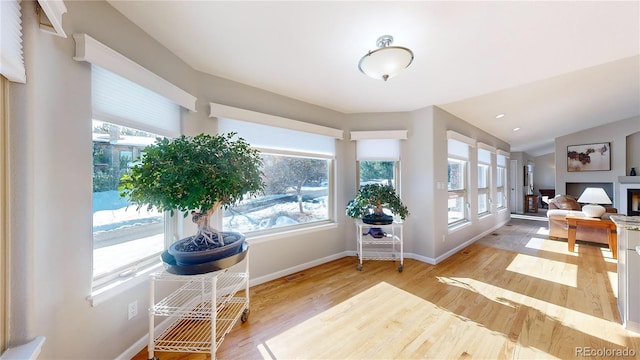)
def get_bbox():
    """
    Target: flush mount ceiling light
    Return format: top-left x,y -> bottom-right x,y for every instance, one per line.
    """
358,35 -> 414,81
